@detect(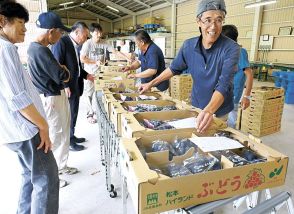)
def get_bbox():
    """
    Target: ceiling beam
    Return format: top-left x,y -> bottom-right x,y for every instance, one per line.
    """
132,0 -> 151,8
78,7 -> 112,22
88,3 -> 121,18
113,2 -> 170,22
96,0 -> 135,15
